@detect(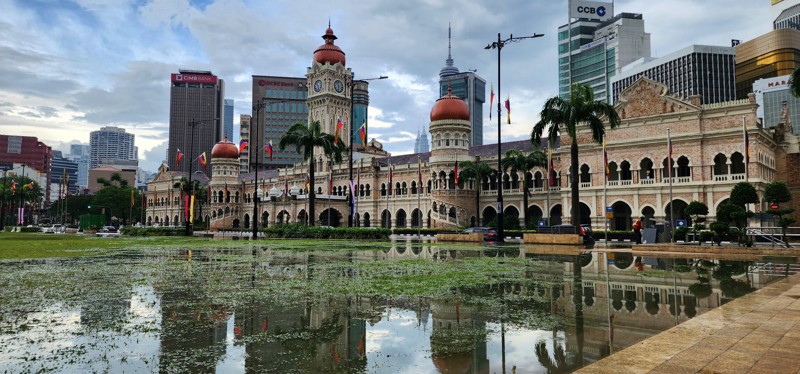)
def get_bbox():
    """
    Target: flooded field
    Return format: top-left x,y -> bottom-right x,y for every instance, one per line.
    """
0,240 -> 794,373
